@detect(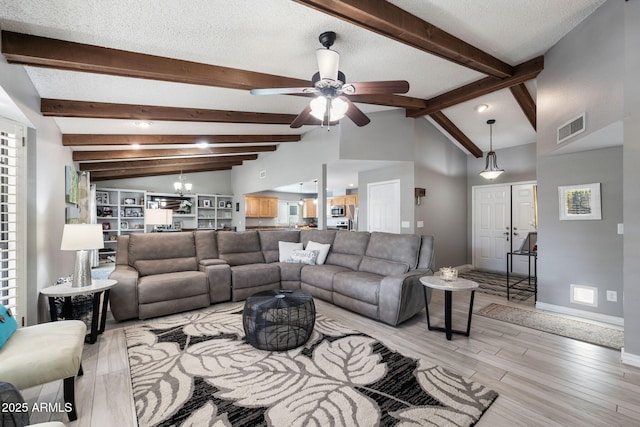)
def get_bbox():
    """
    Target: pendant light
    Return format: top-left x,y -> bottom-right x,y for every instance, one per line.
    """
174,171 -> 192,196
313,179 -> 318,205
479,119 -> 504,180
298,182 -> 304,205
